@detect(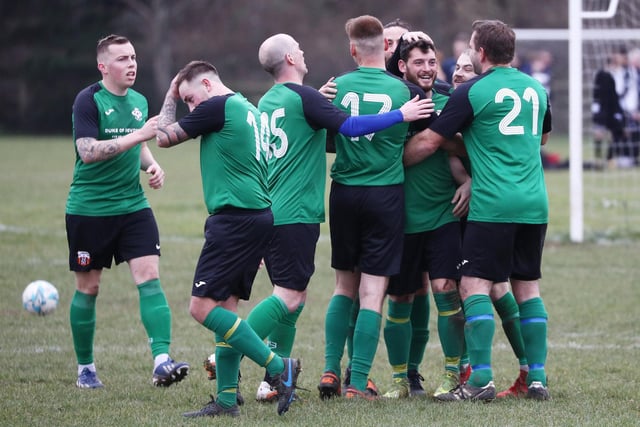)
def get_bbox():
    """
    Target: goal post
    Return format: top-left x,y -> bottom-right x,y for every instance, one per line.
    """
569,0 -> 584,242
